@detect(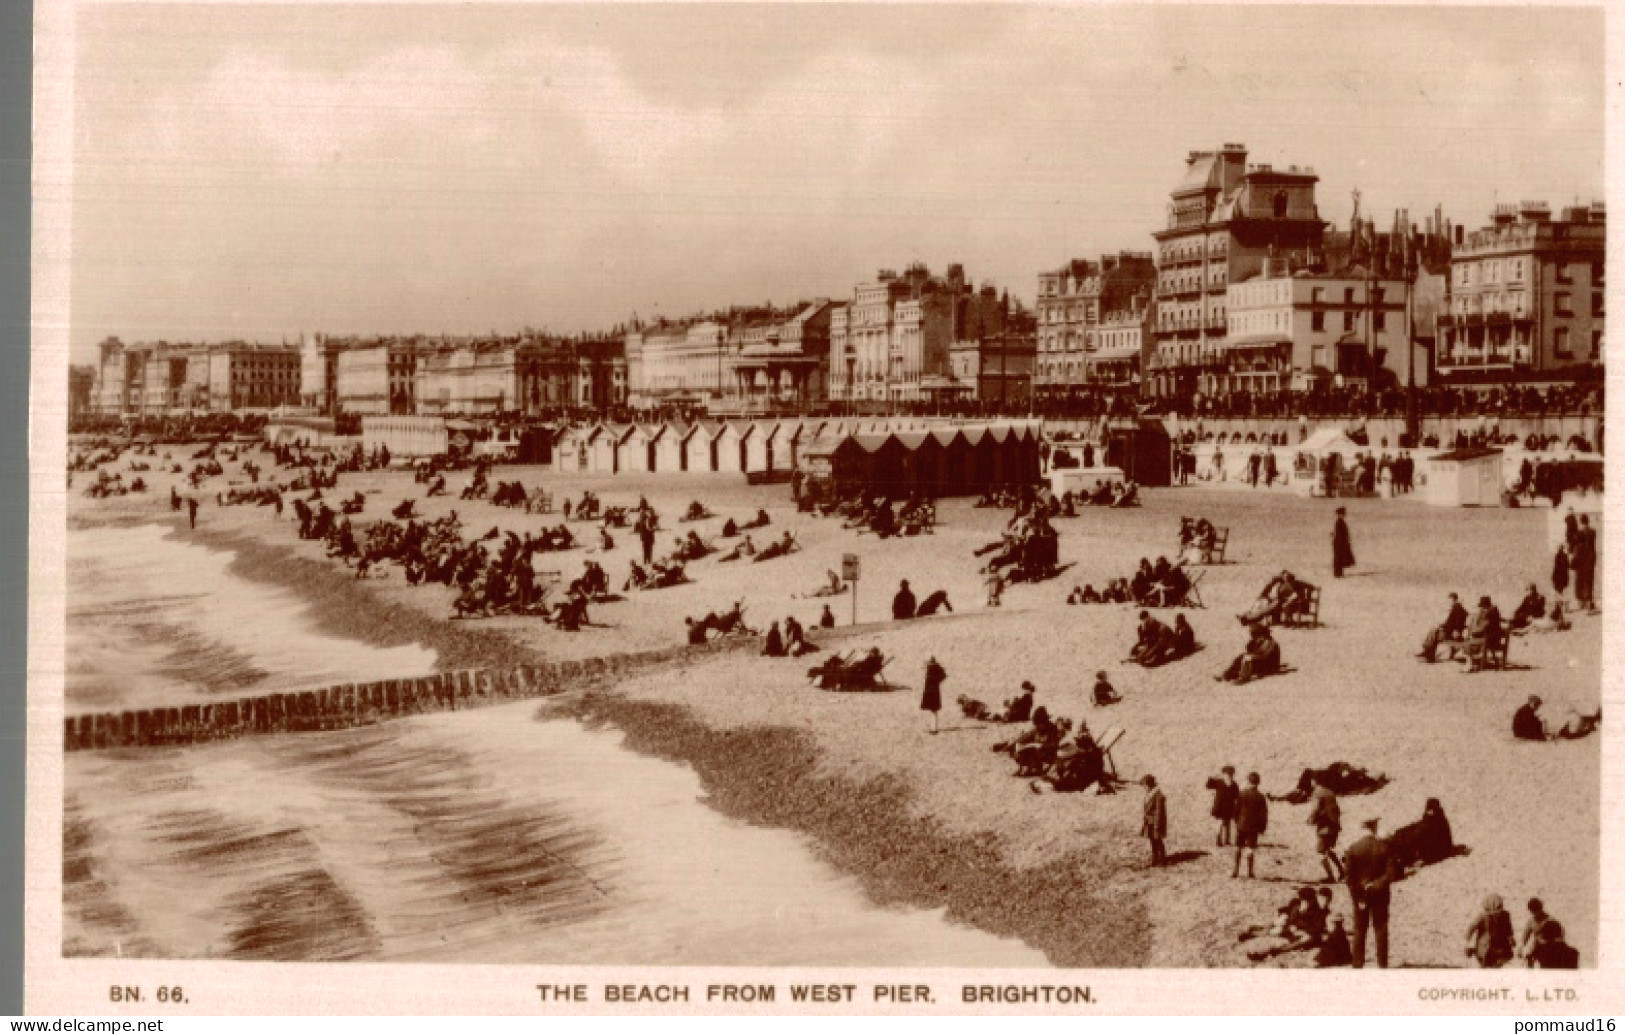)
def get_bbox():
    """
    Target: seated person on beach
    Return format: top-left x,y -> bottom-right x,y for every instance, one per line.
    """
682,501 -> 712,522
1128,610 -> 1171,666
717,534 -> 756,562
995,707 -> 1064,776
762,621 -> 786,657
718,518 -> 738,538
752,530 -> 798,562
1240,887 -> 1329,962
892,580 -> 917,620
1460,596 -> 1505,668
392,499 -> 417,520
1031,723 -> 1107,793
1239,571 -> 1308,626
807,569 -> 845,596
1527,920 -> 1581,969
783,616 -> 817,657
1112,482 -> 1140,507
1217,623 -> 1282,685
1150,558 -> 1191,608
1509,584 -> 1548,633
1419,592 -> 1469,661
819,604 -> 836,629
1513,695 -> 1549,741
1141,614 -> 1197,667
1087,480 -> 1114,506
1092,671 -> 1121,707
1129,559 -> 1157,603
1315,915 -> 1353,968
1067,583 -> 1104,605
1527,598 -> 1571,633
961,681 -> 1036,723
741,508 -> 771,530
916,589 -> 953,617
1386,797 -> 1457,873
